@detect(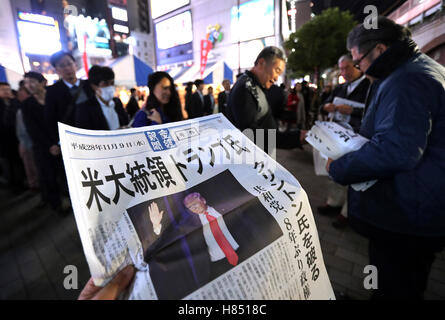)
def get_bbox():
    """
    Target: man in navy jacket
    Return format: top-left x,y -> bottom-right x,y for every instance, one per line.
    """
327,17 -> 445,299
